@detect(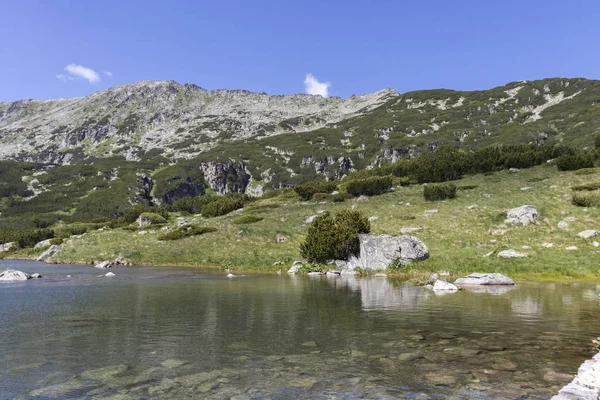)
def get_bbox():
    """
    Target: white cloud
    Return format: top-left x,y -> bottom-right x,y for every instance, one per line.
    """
103,71 -> 113,78
304,73 -> 331,97
57,64 -> 101,84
